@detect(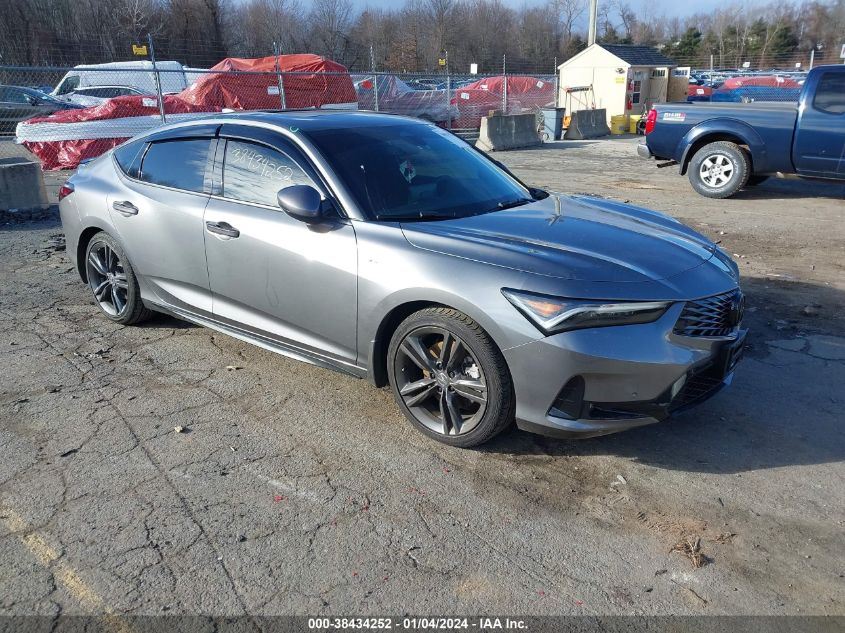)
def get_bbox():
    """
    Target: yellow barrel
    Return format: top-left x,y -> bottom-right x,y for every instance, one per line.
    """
629,115 -> 641,134
609,114 -> 628,135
